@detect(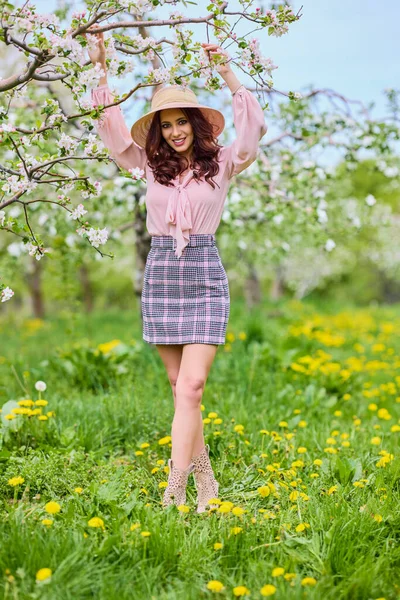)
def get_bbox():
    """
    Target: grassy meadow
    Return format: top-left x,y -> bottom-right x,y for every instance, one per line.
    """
0,298 -> 399,599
